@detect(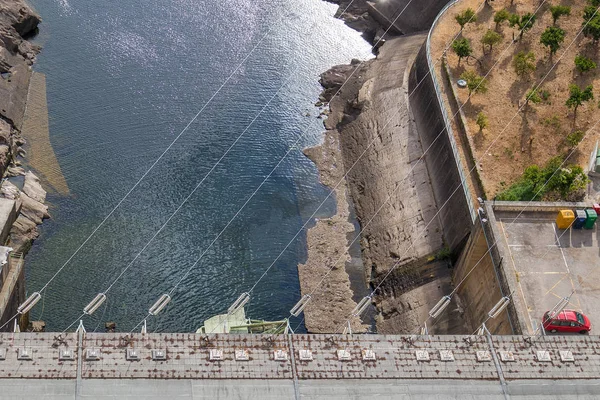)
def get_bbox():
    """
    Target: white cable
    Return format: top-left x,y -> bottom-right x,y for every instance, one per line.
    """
329,4 -> 600,335
124,0 -> 426,334
8,1 -> 360,332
